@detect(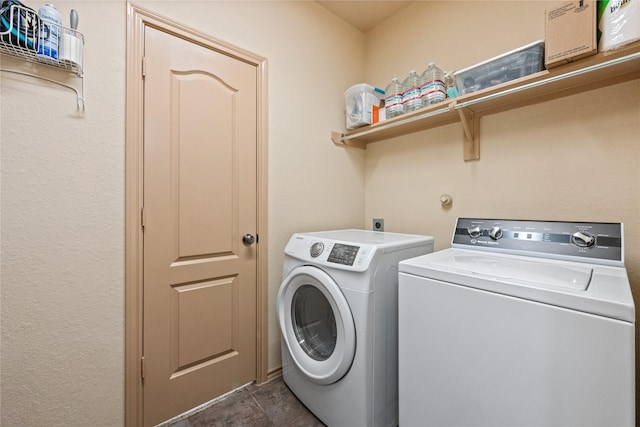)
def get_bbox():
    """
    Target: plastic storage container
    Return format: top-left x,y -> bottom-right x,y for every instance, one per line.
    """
345,83 -> 385,129
454,40 -> 545,95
